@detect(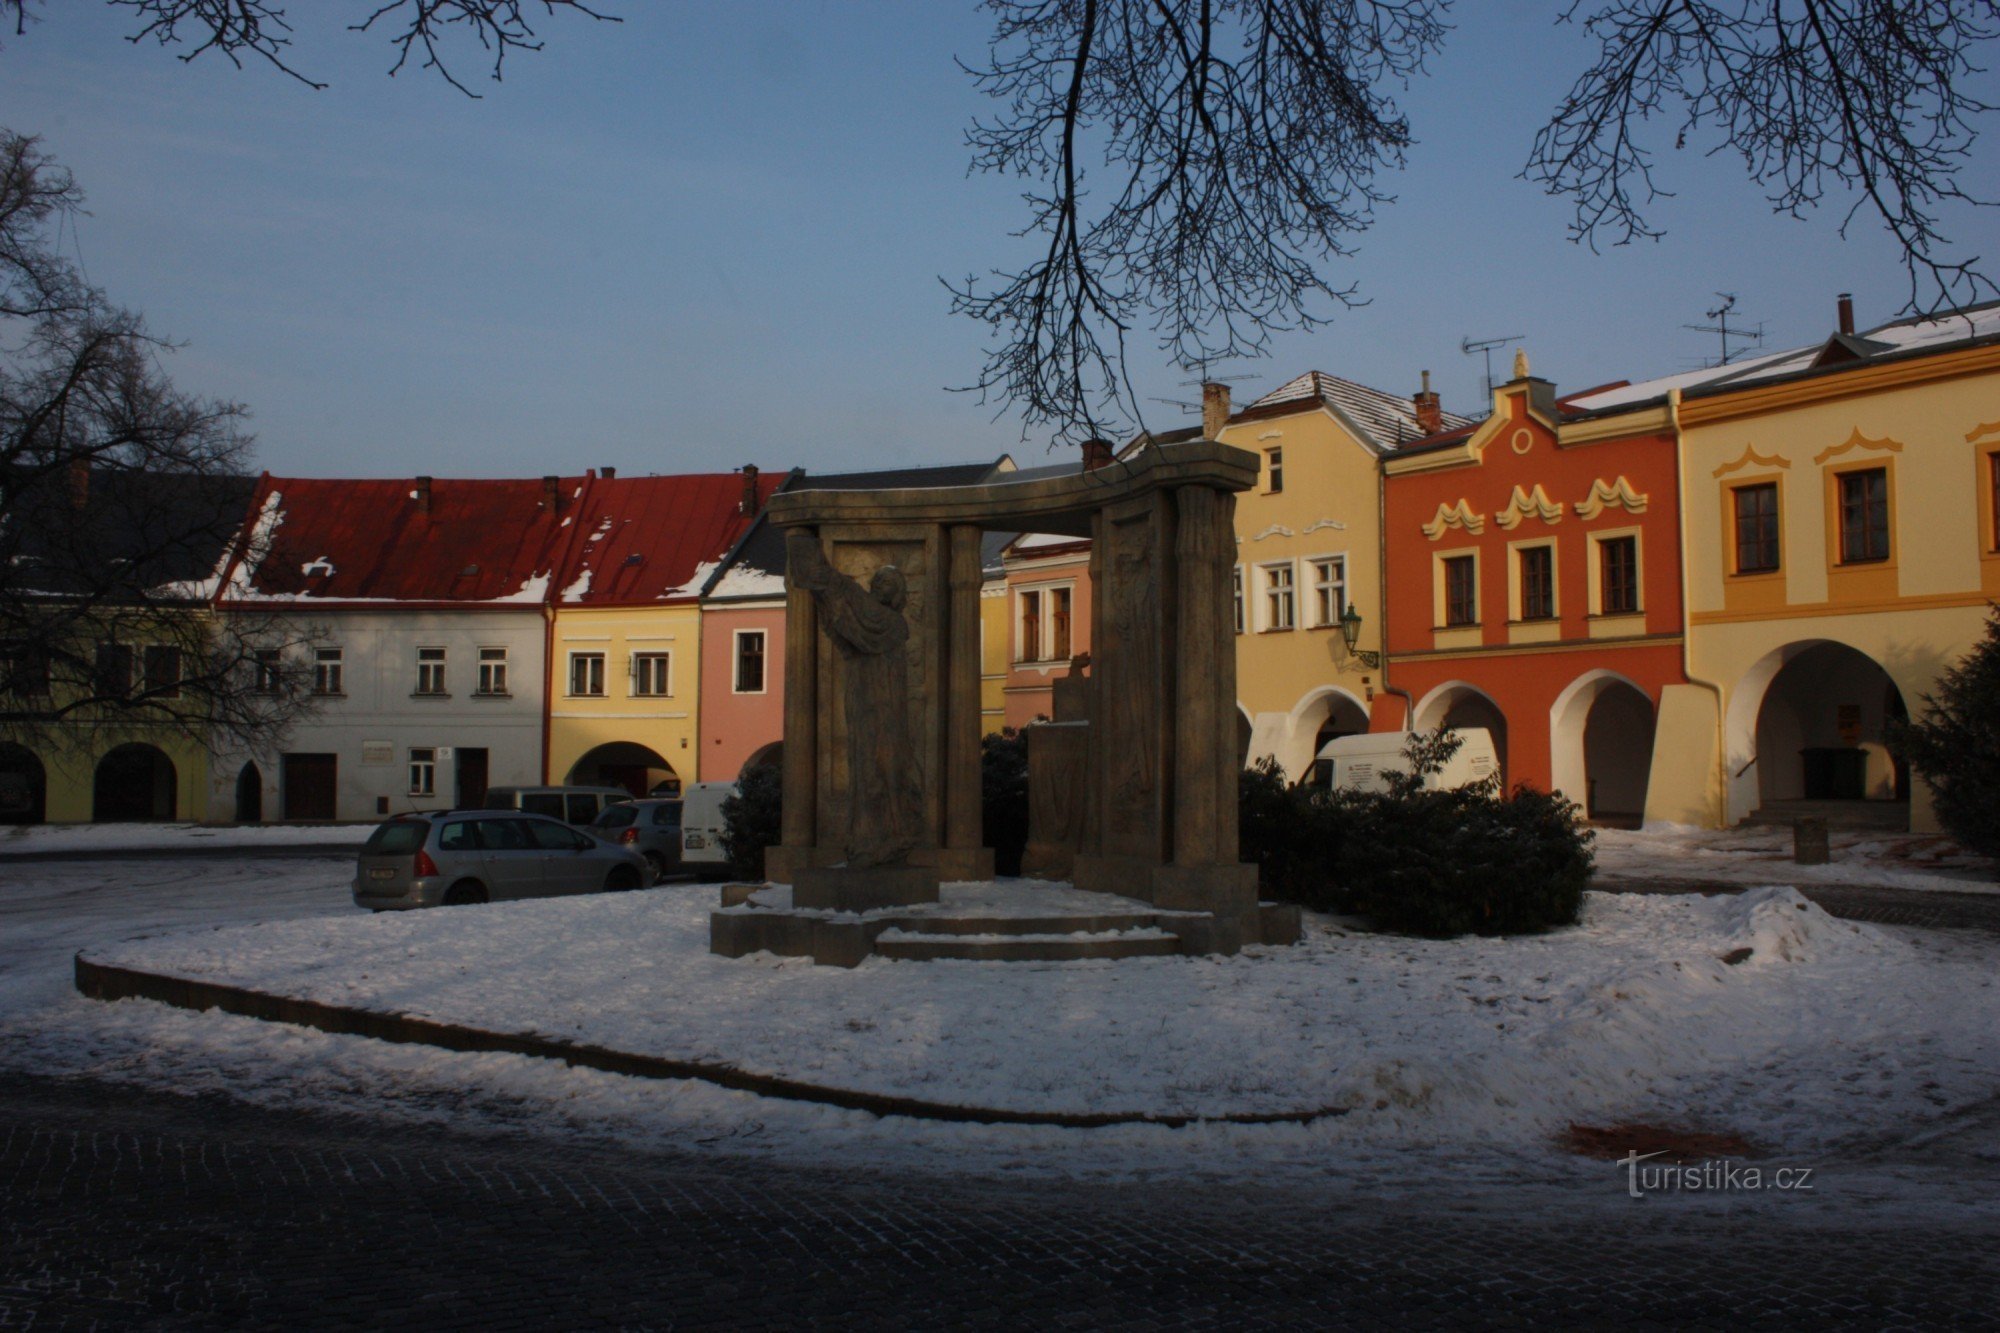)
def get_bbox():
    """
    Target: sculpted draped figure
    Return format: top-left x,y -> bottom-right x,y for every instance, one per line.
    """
786,531 -> 926,868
